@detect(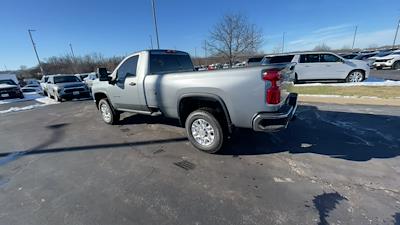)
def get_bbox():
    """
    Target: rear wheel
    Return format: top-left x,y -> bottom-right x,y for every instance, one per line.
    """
98,99 -> 120,125
346,70 -> 364,82
185,109 -> 225,153
392,61 -> 400,70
